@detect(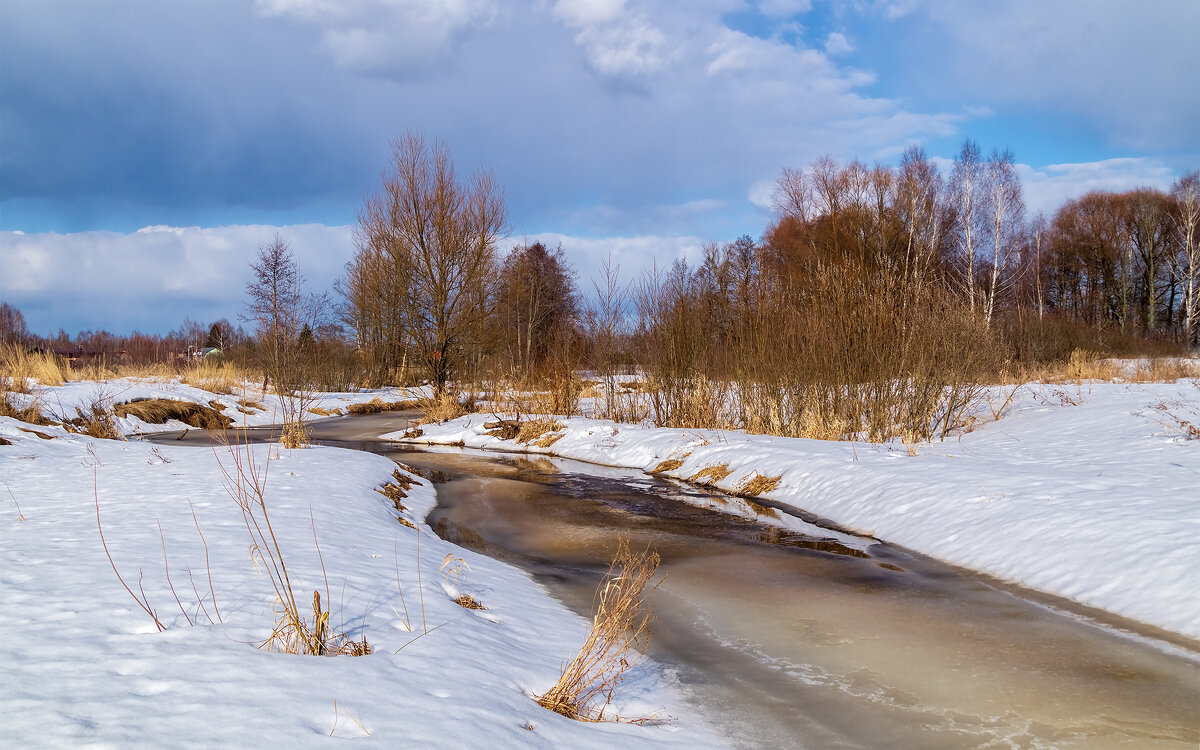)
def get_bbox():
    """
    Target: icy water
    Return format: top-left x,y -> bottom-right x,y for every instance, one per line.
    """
166,414 -> 1200,749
